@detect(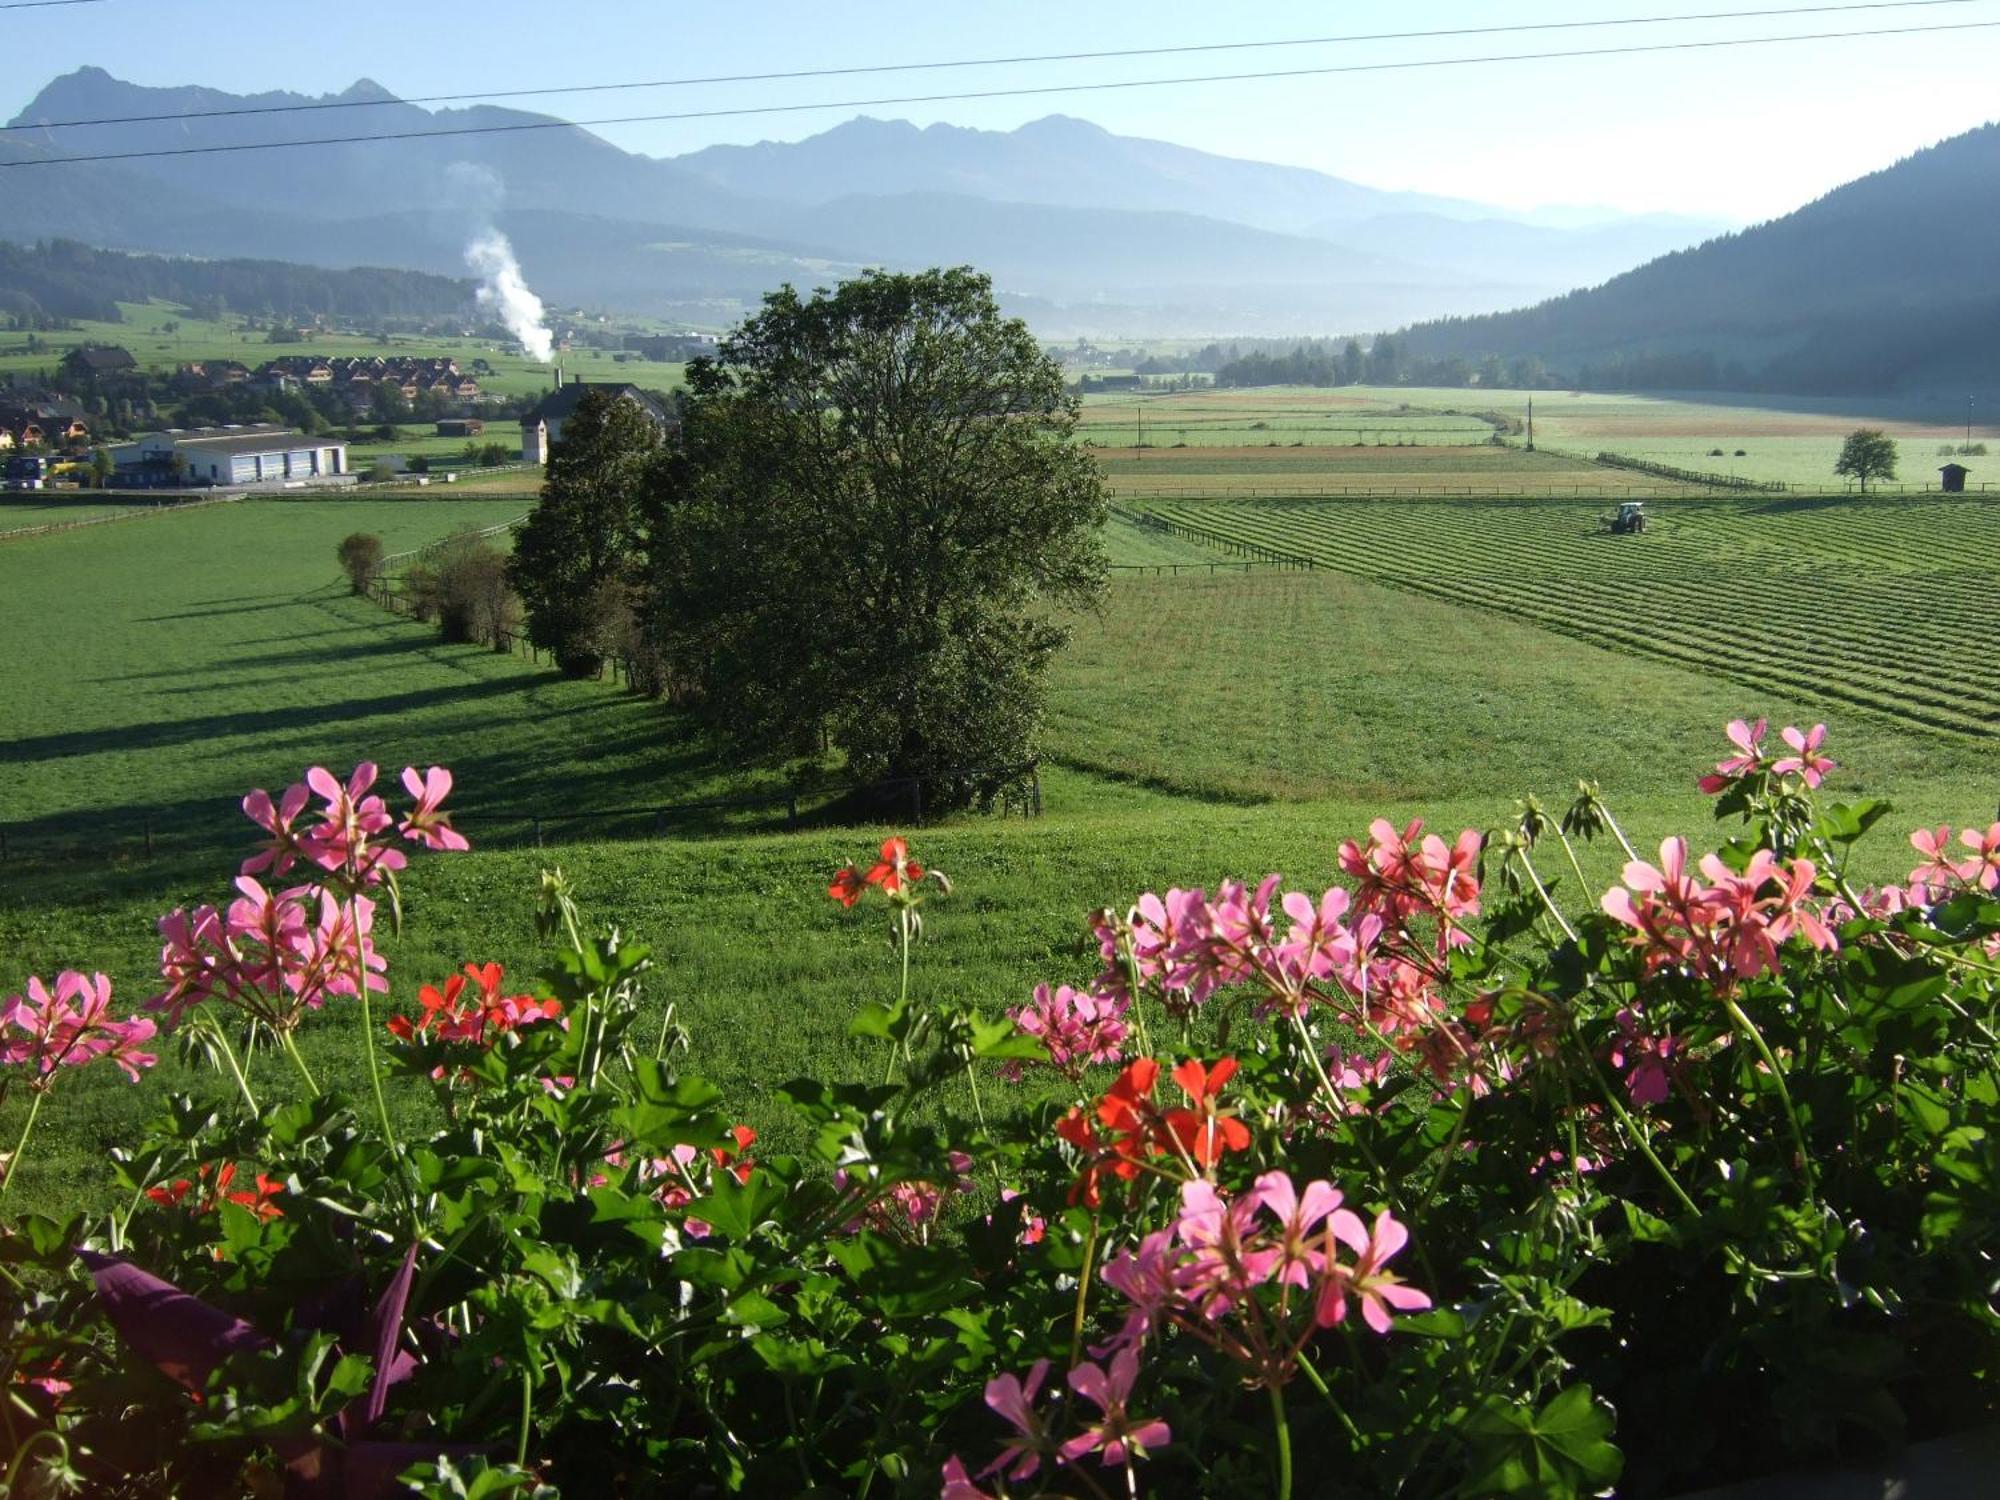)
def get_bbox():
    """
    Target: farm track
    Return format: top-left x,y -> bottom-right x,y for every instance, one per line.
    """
1136,496 -> 2000,740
